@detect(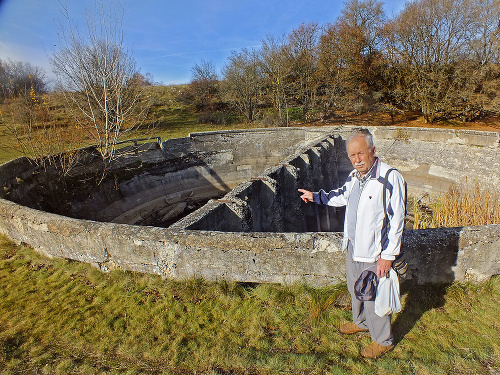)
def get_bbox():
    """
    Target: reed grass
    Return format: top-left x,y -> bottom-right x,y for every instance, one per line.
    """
413,181 -> 500,229
0,234 -> 498,374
